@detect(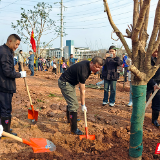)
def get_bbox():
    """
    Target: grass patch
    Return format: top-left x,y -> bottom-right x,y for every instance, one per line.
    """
48,93 -> 57,97
37,99 -> 45,103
